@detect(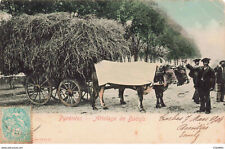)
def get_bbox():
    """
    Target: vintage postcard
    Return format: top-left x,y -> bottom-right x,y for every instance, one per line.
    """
0,0 -> 224,145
